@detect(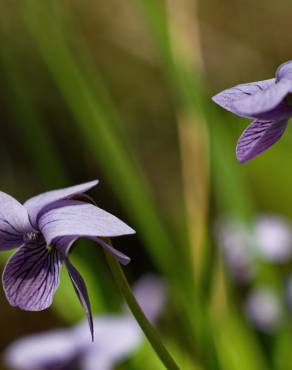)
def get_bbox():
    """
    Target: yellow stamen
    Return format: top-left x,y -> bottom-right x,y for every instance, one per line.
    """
46,245 -> 53,252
